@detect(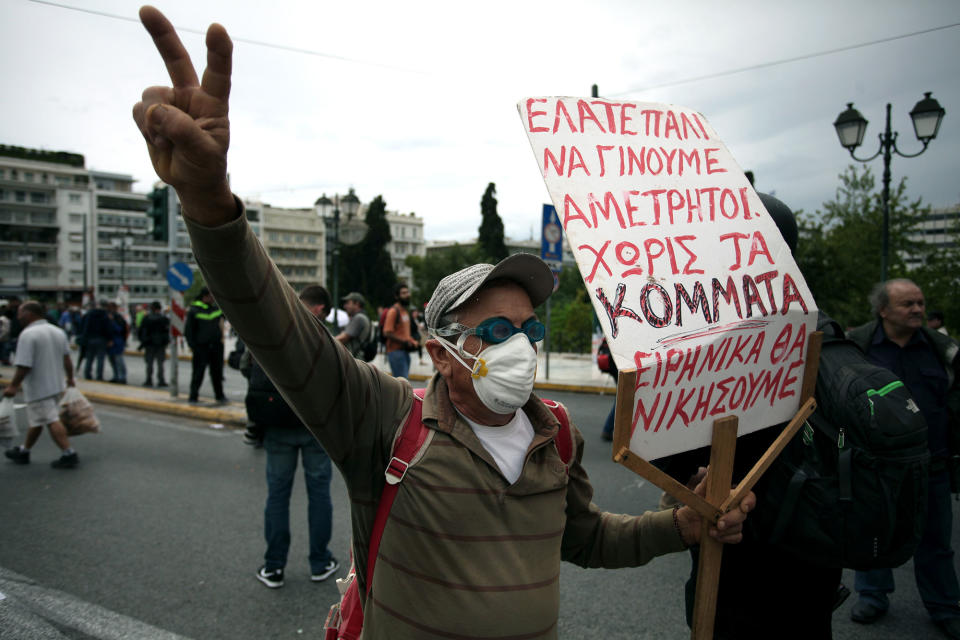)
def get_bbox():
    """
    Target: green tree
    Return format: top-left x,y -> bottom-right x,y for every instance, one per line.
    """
405,243 -> 479,304
795,165 -> 930,328
547,294 -> 594,354
339,195 -> 396,308
910,243 -> 960,339
477,182 -> 507,262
